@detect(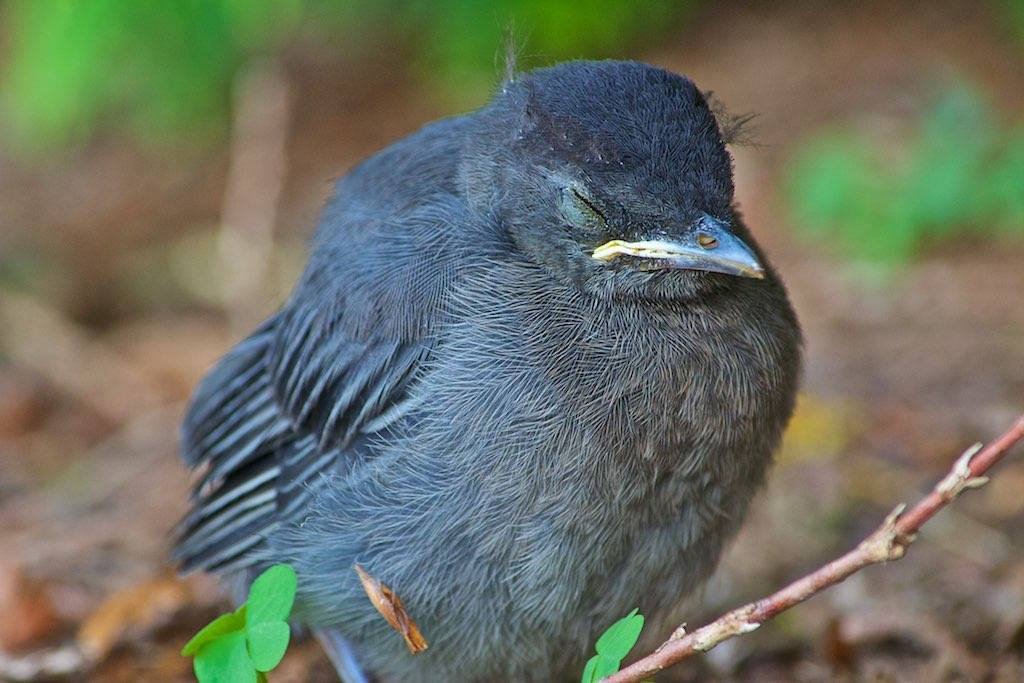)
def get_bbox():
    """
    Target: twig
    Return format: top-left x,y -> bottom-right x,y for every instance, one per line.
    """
604,413 -> 1024,683
217,58 -> 290,333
